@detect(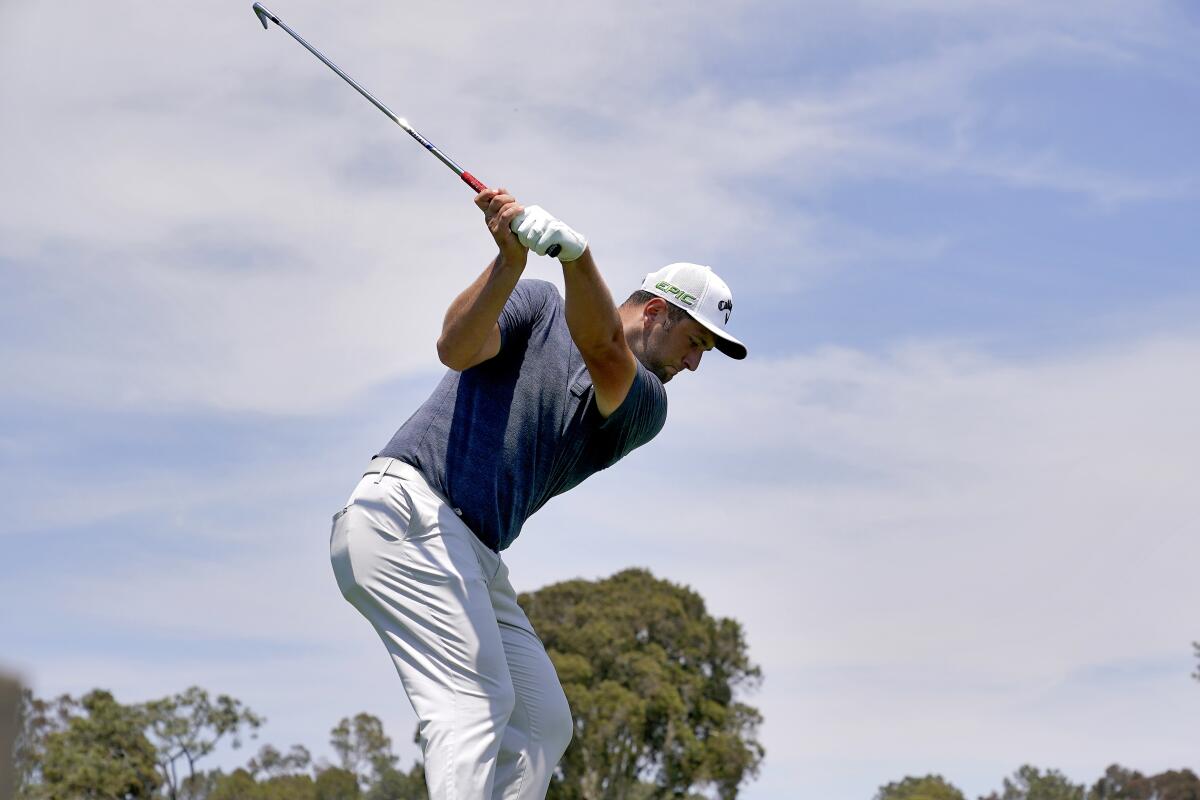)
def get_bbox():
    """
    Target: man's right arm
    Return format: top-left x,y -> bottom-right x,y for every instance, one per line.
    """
436,189 -> 528,371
